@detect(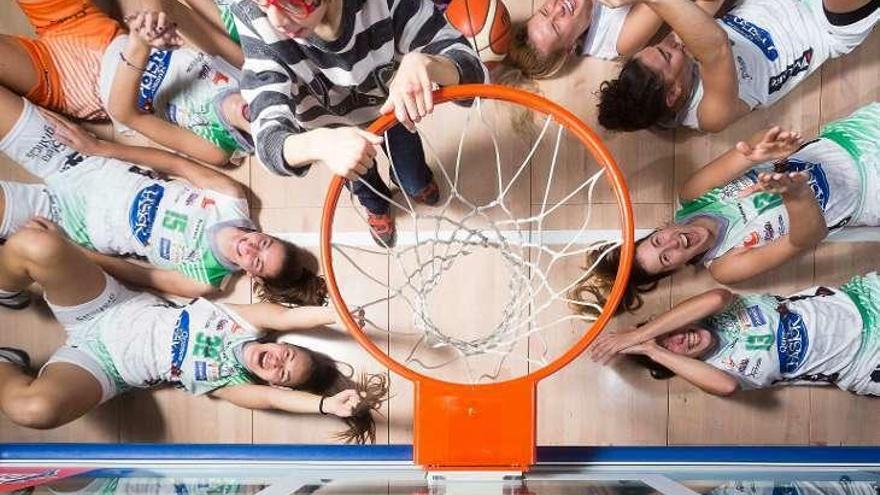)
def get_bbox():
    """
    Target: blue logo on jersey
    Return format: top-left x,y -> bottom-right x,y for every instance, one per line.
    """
138,50 -> 172,112
159,238 -> 172,260
746,305 -> 767,327
171,310 -> 190,370
722,14 -> 778,61
786,158 -> 829,210
194,361 -> 207,381
129,184 -> 165,246
777,310 -> 810,374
